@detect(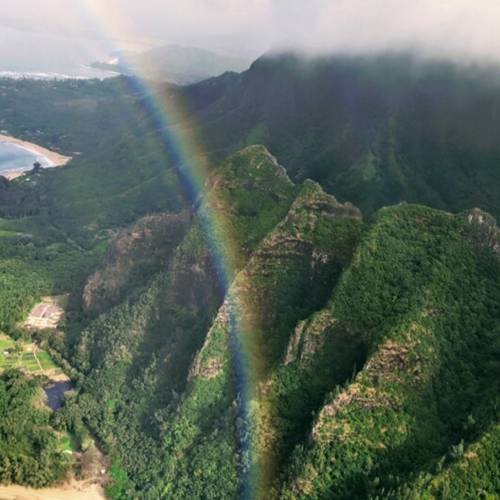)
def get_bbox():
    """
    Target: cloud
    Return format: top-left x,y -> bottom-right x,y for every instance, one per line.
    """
286,0 -> 500,61
0,0 -> 499,61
